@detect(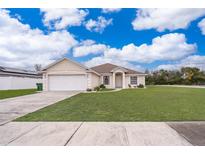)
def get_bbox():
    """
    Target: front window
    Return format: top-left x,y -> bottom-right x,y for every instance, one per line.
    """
130,76 -> 137,85
103,76 -> 110,85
